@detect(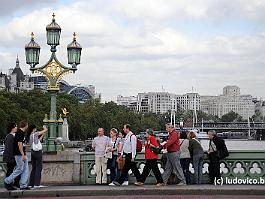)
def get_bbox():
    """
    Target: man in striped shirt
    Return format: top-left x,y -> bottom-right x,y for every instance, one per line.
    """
92,128 -> 109,184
